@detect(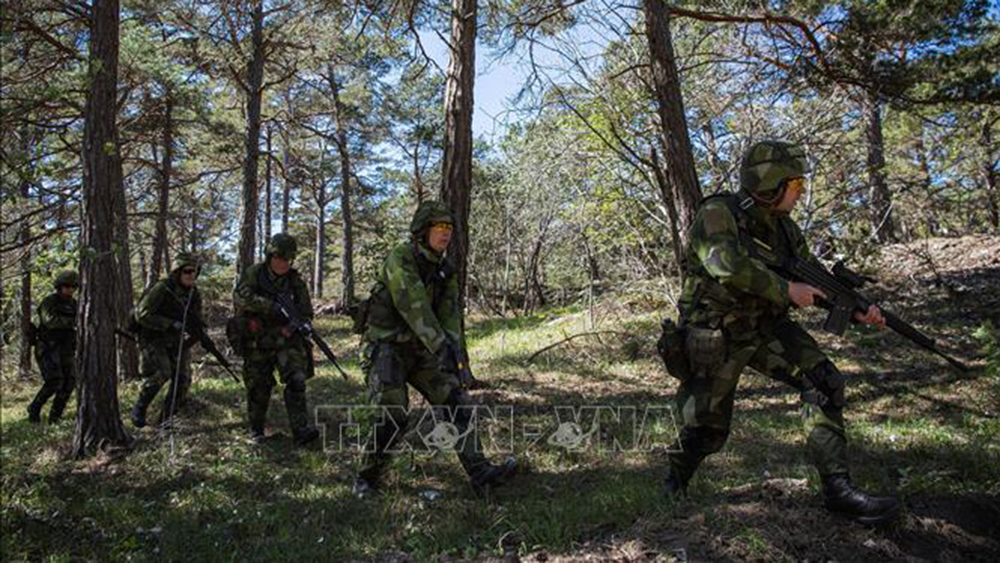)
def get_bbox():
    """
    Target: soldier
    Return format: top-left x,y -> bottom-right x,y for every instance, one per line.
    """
354,201 -> 516,497
233,233 -> 320,446
130,253 -> 203,428
661,140 -> 900,525
27,270 -> 79,424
